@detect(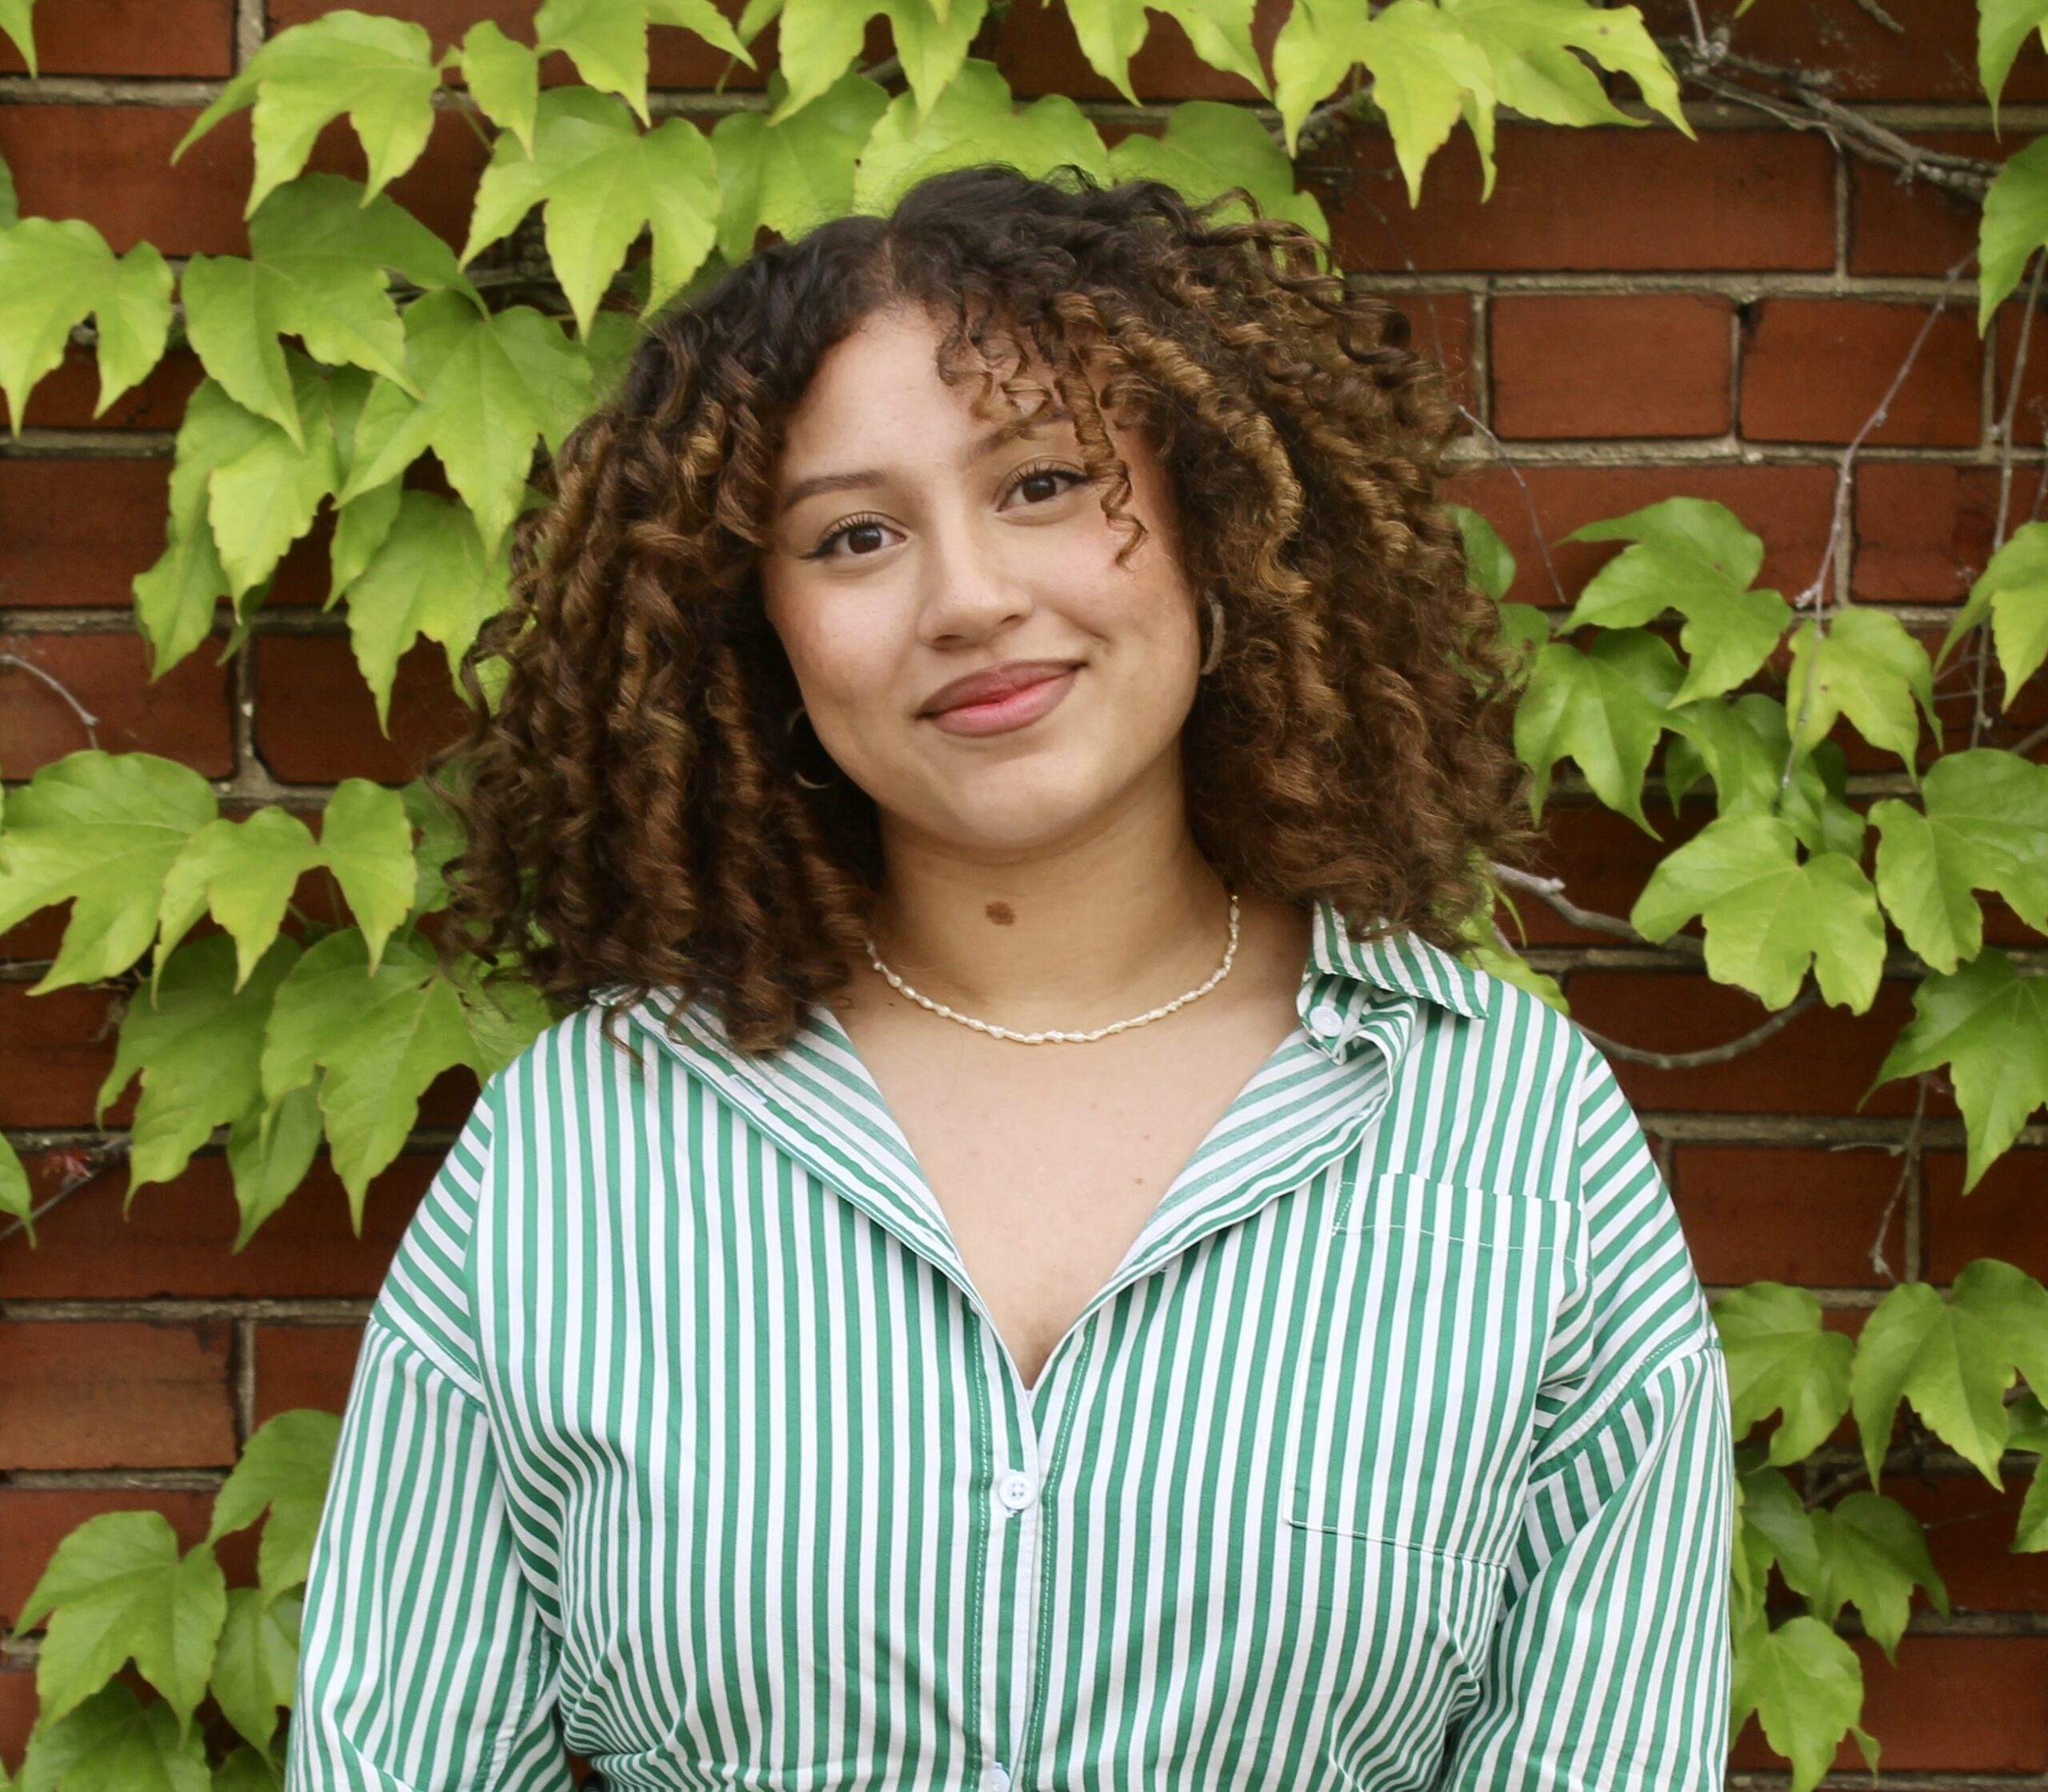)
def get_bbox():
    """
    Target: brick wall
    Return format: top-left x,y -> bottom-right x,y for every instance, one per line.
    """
3,0 -> 2045,1778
